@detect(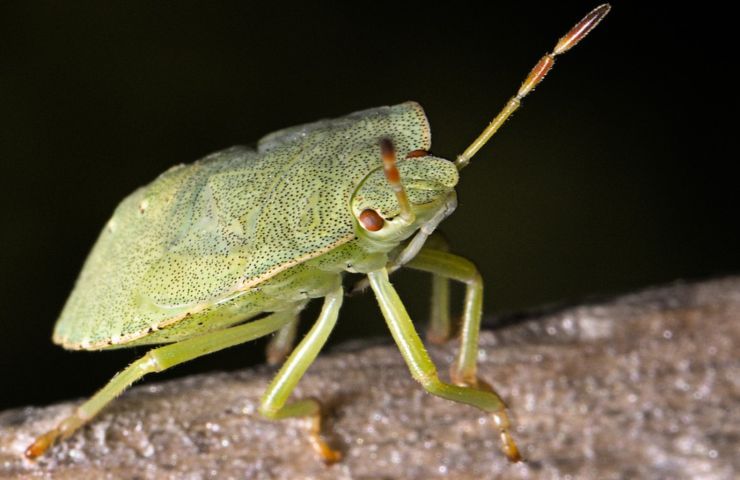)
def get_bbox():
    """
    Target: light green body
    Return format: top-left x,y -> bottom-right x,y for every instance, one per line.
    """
54,102 -> 453,349
34,101 -> 520,461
